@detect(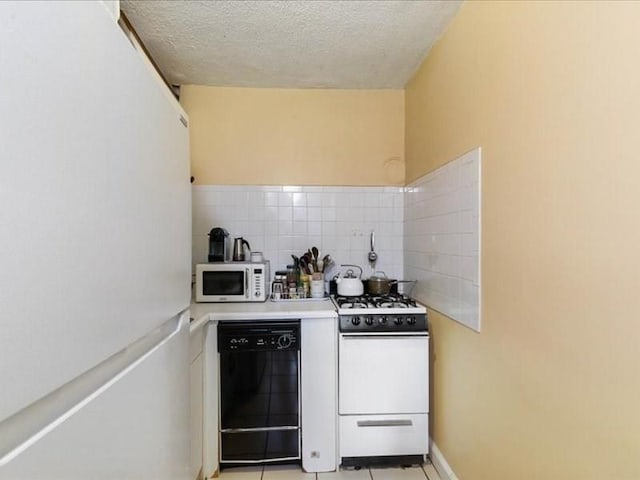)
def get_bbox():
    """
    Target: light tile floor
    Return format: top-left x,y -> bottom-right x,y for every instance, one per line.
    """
217,461 -> 442,480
